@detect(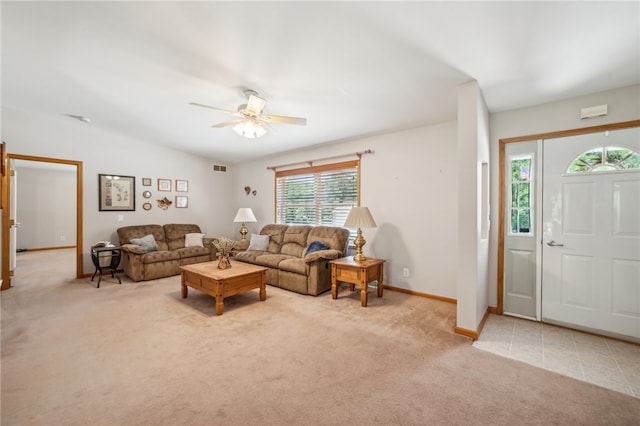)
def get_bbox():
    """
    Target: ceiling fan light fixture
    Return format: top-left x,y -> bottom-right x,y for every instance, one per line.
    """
233,118 -> 268,139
